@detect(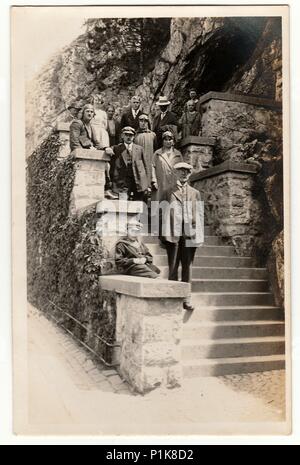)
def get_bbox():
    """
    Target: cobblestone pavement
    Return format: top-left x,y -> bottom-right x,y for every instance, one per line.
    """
219,371 -> 286,419
26,305 -> 288,435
